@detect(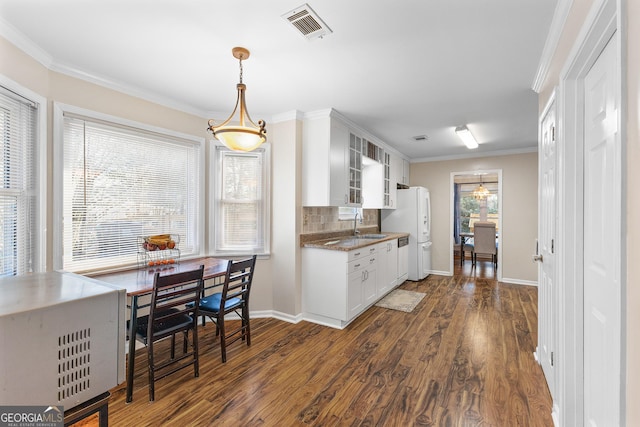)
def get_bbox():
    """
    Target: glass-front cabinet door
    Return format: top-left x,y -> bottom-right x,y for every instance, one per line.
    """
348,133 -> 362,205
